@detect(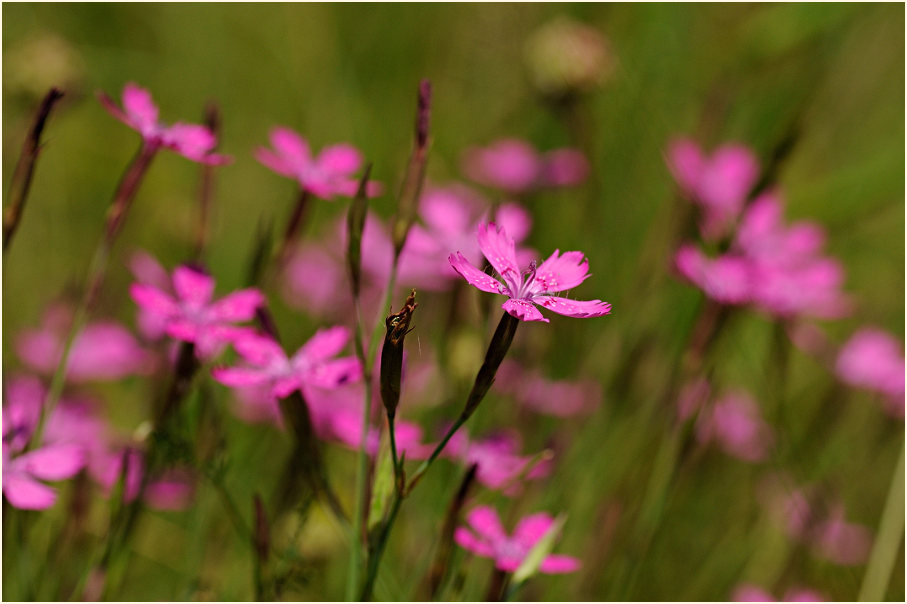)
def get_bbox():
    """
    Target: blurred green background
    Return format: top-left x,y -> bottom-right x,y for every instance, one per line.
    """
2,3 -> 904,601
